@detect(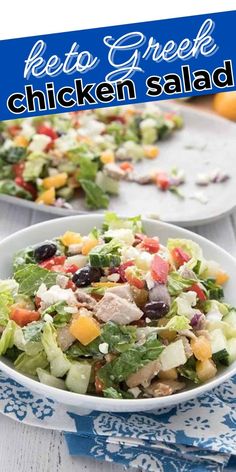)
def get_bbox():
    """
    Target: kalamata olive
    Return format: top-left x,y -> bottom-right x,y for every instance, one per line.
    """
34,243 -> 57,261
144,301 -> 169,319
72,266 -> 103,287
